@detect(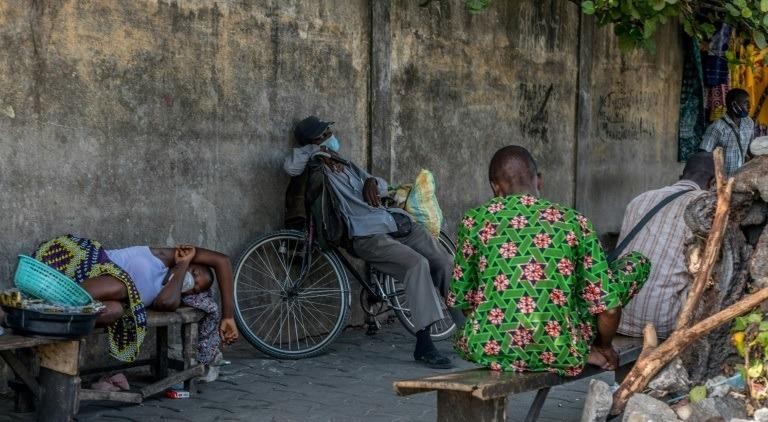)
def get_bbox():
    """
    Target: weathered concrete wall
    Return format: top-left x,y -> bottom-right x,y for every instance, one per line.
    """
0,0 -> 371,281
575,19 -> 684,234
381,1 -> 581,229
377,1 -> 682,235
